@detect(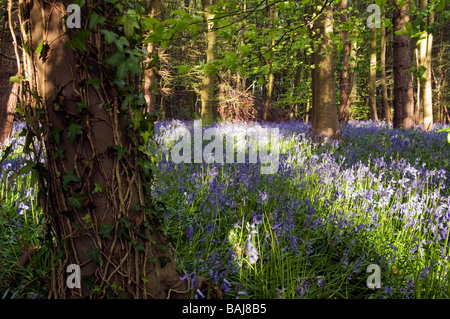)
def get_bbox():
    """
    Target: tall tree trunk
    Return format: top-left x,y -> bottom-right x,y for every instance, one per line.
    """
380,4 -> 390,124
144,0 -> 161,116
201,0 -> 217,125
15,0 -> 188,299
393,0 -> 415,129
349,39 -> 358,120
0,1 -> 18,146
419,0 -> 434,131
339,0 -> 351,124
369,27 -> 378,122
262,3 -> 275,121
415,46 -> 422,124
311,5 -> 340,140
